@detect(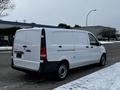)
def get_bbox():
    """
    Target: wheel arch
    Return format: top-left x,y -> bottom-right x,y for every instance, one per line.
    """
102,53 -> 107,59
60,59 -> 70,69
